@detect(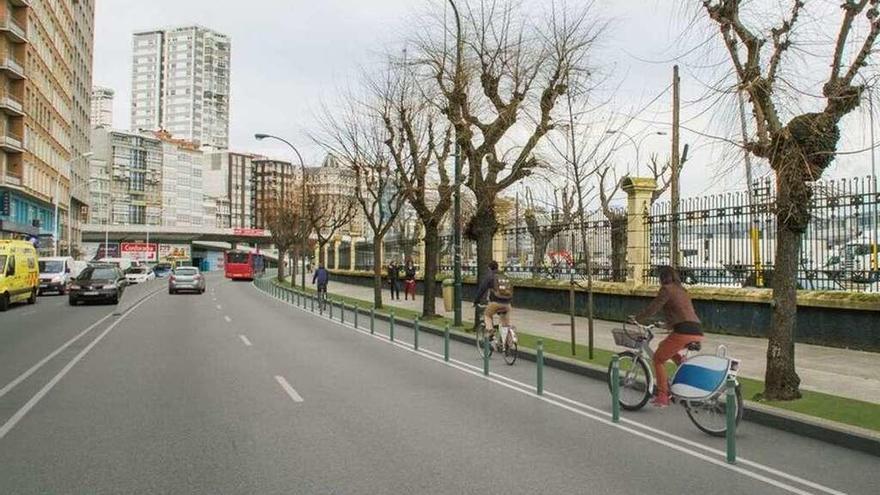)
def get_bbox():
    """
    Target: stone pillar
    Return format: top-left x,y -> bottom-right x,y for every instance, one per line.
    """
379,240 -> 385,269
621,177 -> 657,285
314,244 -> 320,266
333,240 -> 340,270
350,238 -> 358,271
323,243 -> 330,268
492,231 -> 507,264
417,239 -> 426,277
